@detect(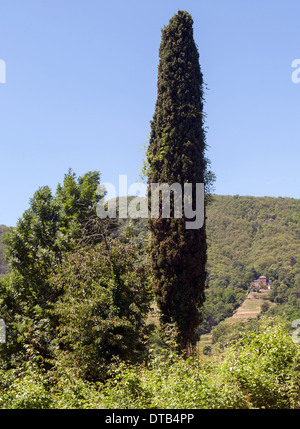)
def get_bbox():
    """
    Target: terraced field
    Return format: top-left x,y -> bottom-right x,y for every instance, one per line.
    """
231,291 -> 272,322
197,291 -> 275,353
149,290 -> 275,354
